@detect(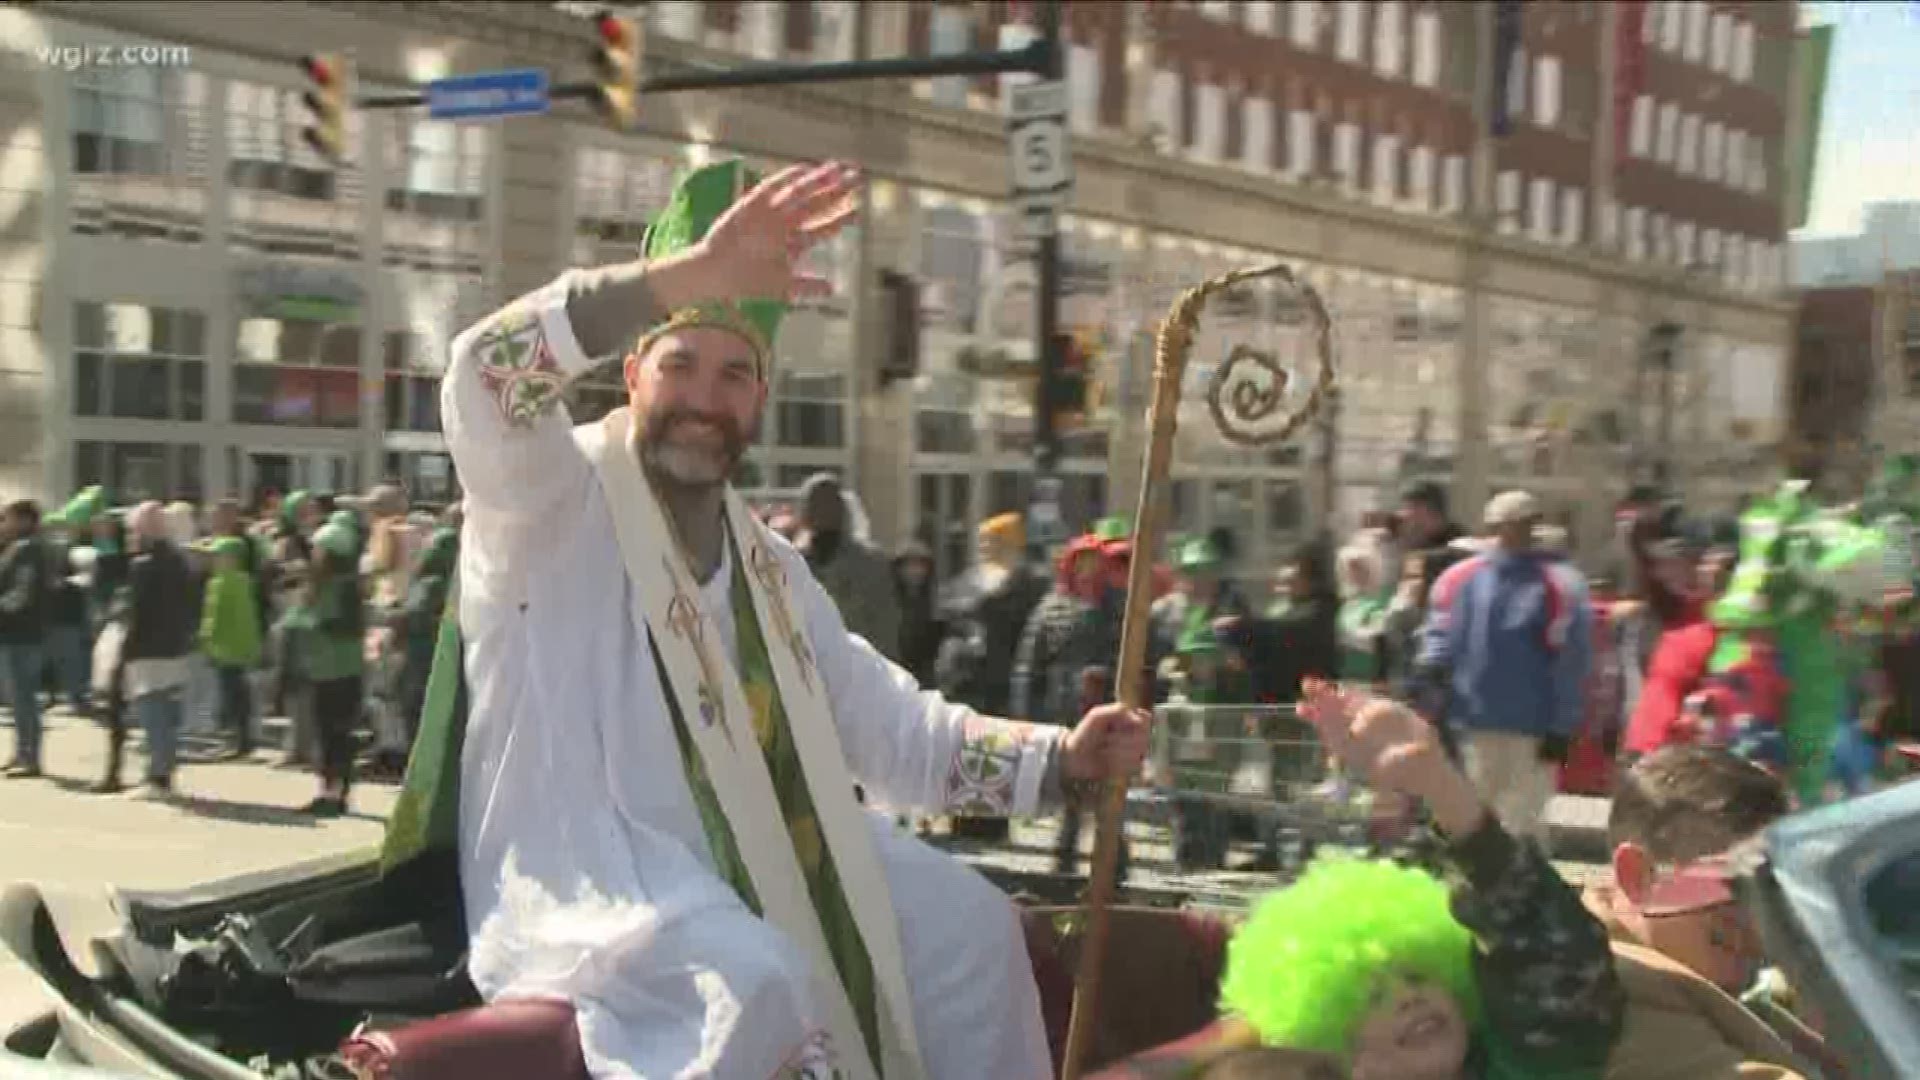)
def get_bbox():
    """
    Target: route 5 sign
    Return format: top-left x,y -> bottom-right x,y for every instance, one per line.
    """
1008,80 -> 1071,238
